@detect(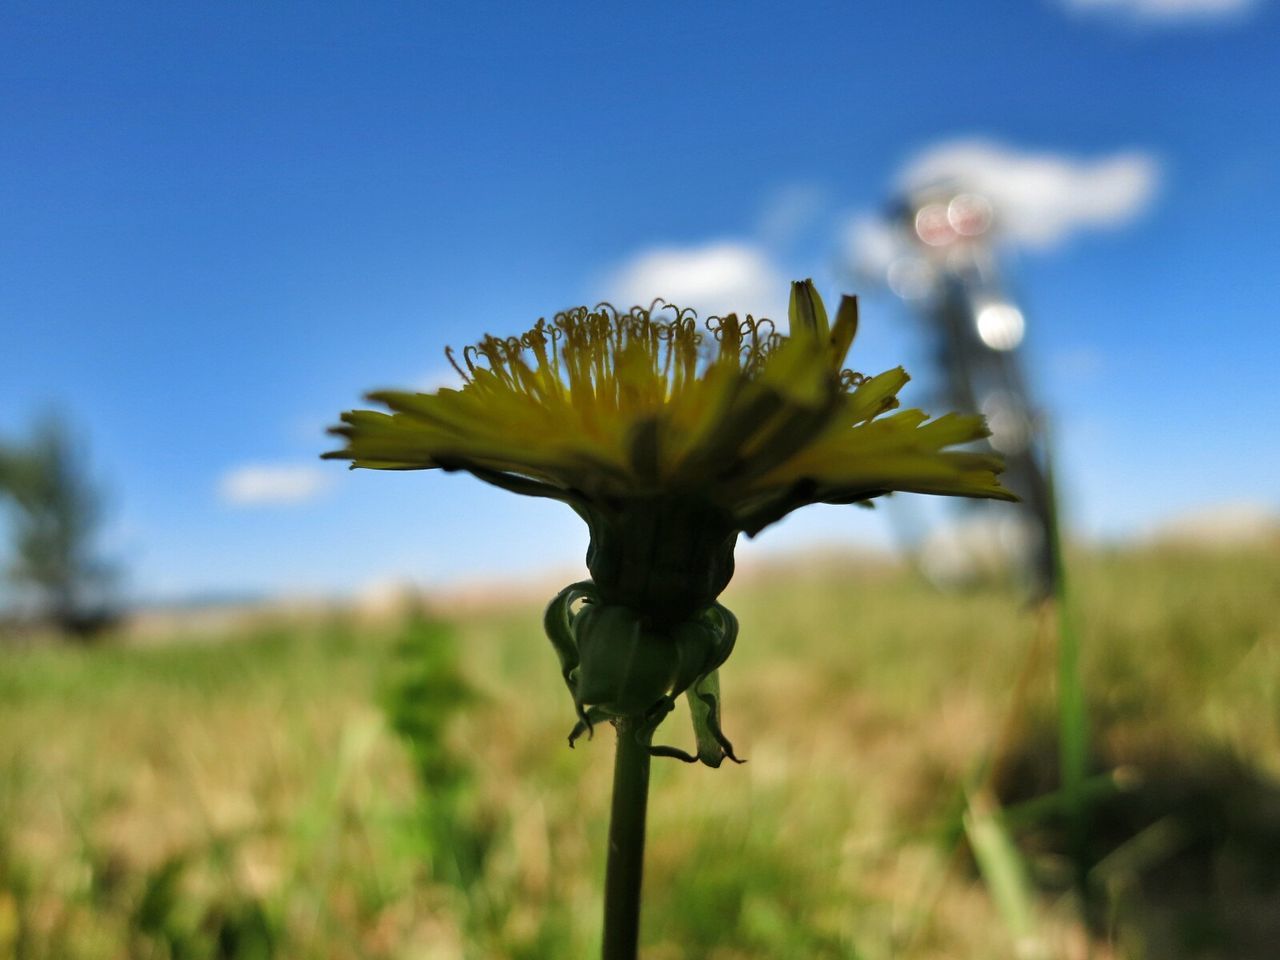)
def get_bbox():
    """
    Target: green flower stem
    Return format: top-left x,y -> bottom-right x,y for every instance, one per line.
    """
602,718 -> 651,960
